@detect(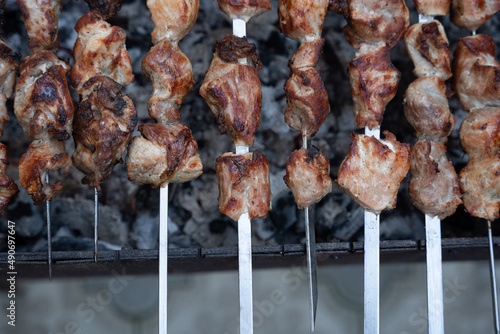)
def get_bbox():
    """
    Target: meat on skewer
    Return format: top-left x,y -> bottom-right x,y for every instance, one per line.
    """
0,39 -> 19,137
17,0 -> 60,52
0,143 -> 18,216
148,0 -> 199,44
83,0 -> 123,19
218,0 -> 271,22
413,0 -> 451,16
451,0 -> 500,32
